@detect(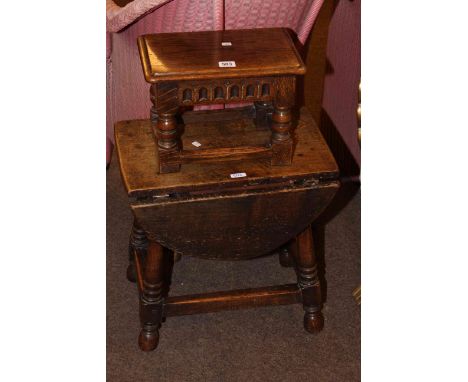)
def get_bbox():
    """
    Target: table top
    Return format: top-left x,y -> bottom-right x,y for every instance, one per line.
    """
137,28 -> 306,83
115,107 -> 339,199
